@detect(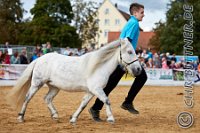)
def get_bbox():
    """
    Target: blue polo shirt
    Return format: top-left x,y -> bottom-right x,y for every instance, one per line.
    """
120,16 -> 139,50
